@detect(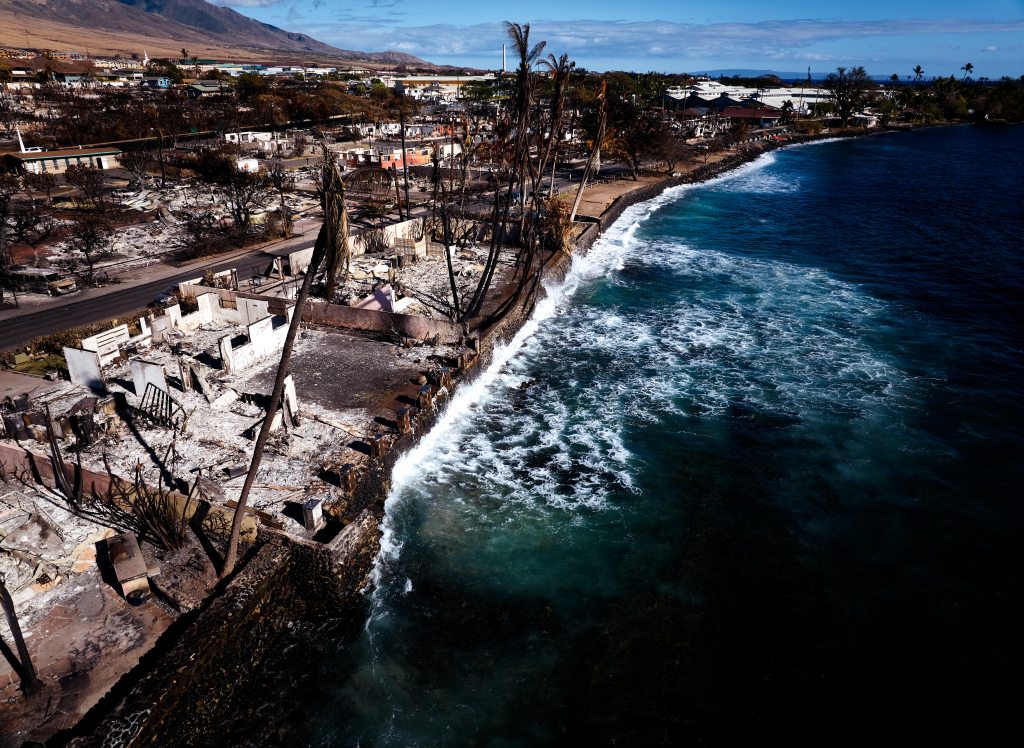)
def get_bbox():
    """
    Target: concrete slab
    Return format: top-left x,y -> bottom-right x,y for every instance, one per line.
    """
0,565 -> 174,747
0,369 -> 62,402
